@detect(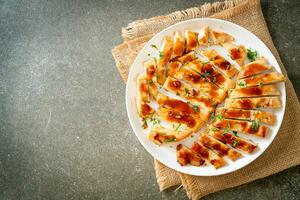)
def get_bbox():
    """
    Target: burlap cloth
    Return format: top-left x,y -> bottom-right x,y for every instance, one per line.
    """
111,0 -> 300,199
